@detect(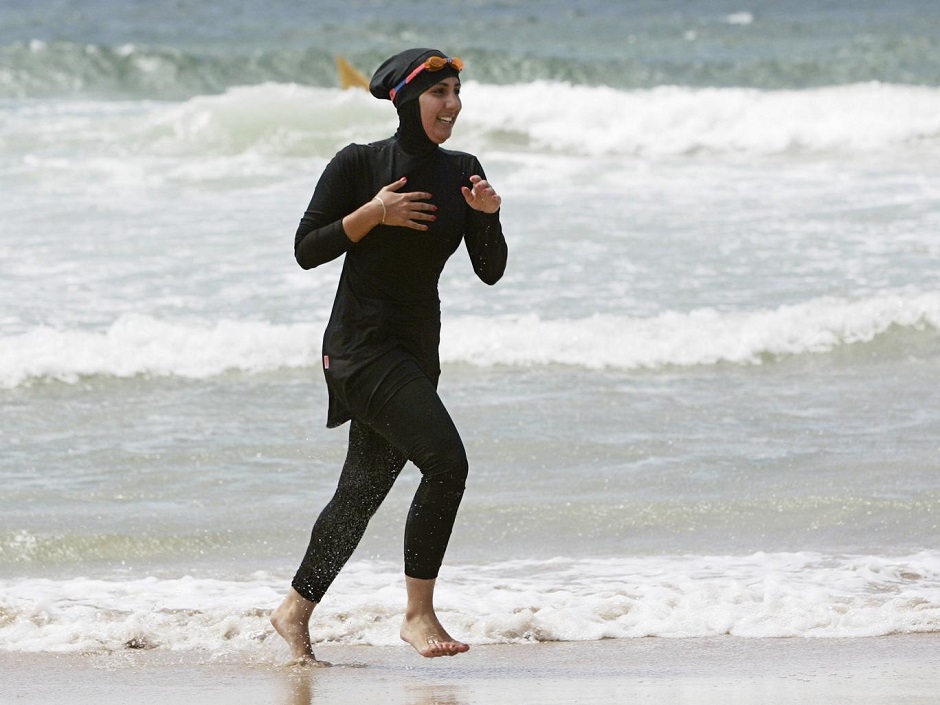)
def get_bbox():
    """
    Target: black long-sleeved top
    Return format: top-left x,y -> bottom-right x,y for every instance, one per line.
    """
295,136 -> 508,427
